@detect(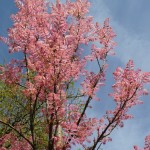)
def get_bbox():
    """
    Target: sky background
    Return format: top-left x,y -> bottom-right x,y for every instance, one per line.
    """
0,0 -> 150,150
